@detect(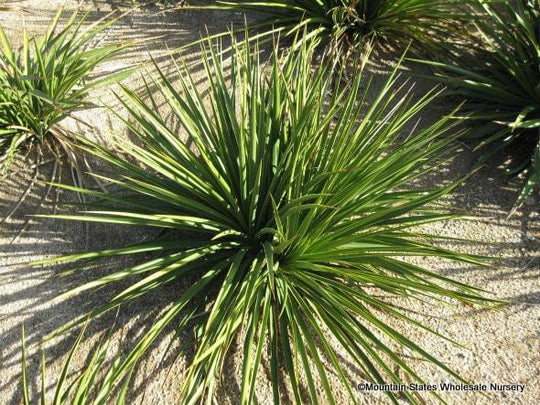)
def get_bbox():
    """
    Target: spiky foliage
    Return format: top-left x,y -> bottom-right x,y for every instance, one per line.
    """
209,0 -> 468,59
39,36 -> 492,404
0,10 -> 131,175
416,0 -> 540,206
21,324 -> 132,405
